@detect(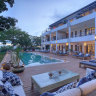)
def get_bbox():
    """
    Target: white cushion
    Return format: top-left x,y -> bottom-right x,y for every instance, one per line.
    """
55,88 -> 81,96
79,79 -> 96,95
13,85 -> 26,96
86,68 -> 94,76
0,80 -> 3,85
0,70 -> 3,80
